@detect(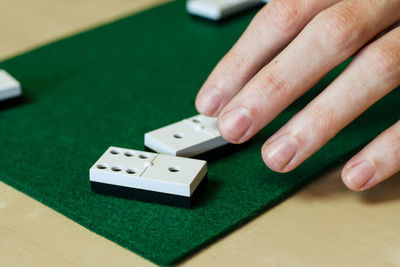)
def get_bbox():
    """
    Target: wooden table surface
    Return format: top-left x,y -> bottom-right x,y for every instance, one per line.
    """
1,1 -> 399,266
